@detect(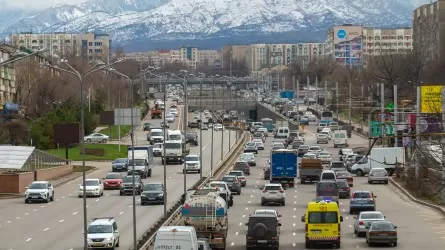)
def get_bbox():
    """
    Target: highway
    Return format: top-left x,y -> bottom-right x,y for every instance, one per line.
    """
0,101 -> 239,250
225,121 -> 445,249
